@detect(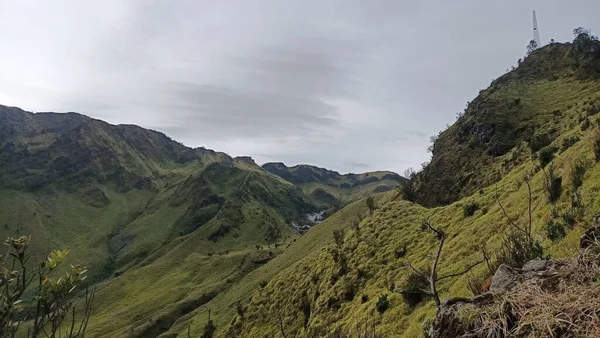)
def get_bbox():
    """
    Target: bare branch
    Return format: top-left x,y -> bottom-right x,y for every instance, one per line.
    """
496,184 -> 528,235
437,258 -> 486,282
